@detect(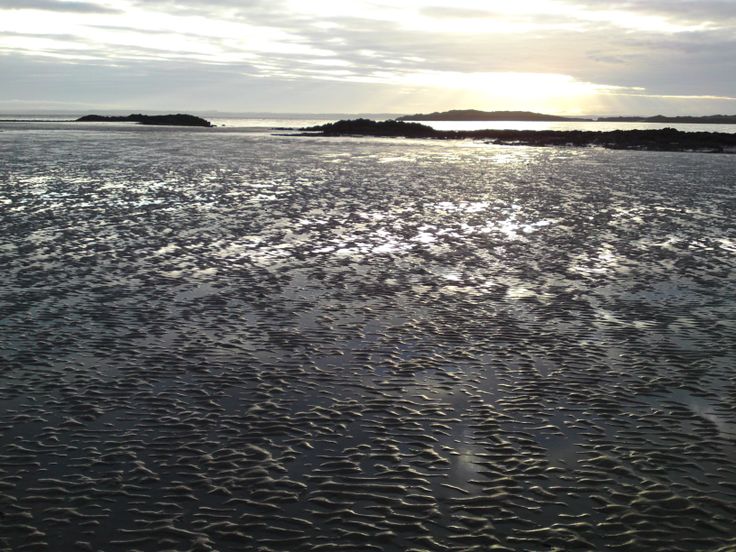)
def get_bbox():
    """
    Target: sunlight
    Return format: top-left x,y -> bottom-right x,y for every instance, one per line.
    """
393,70 -> 635,113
